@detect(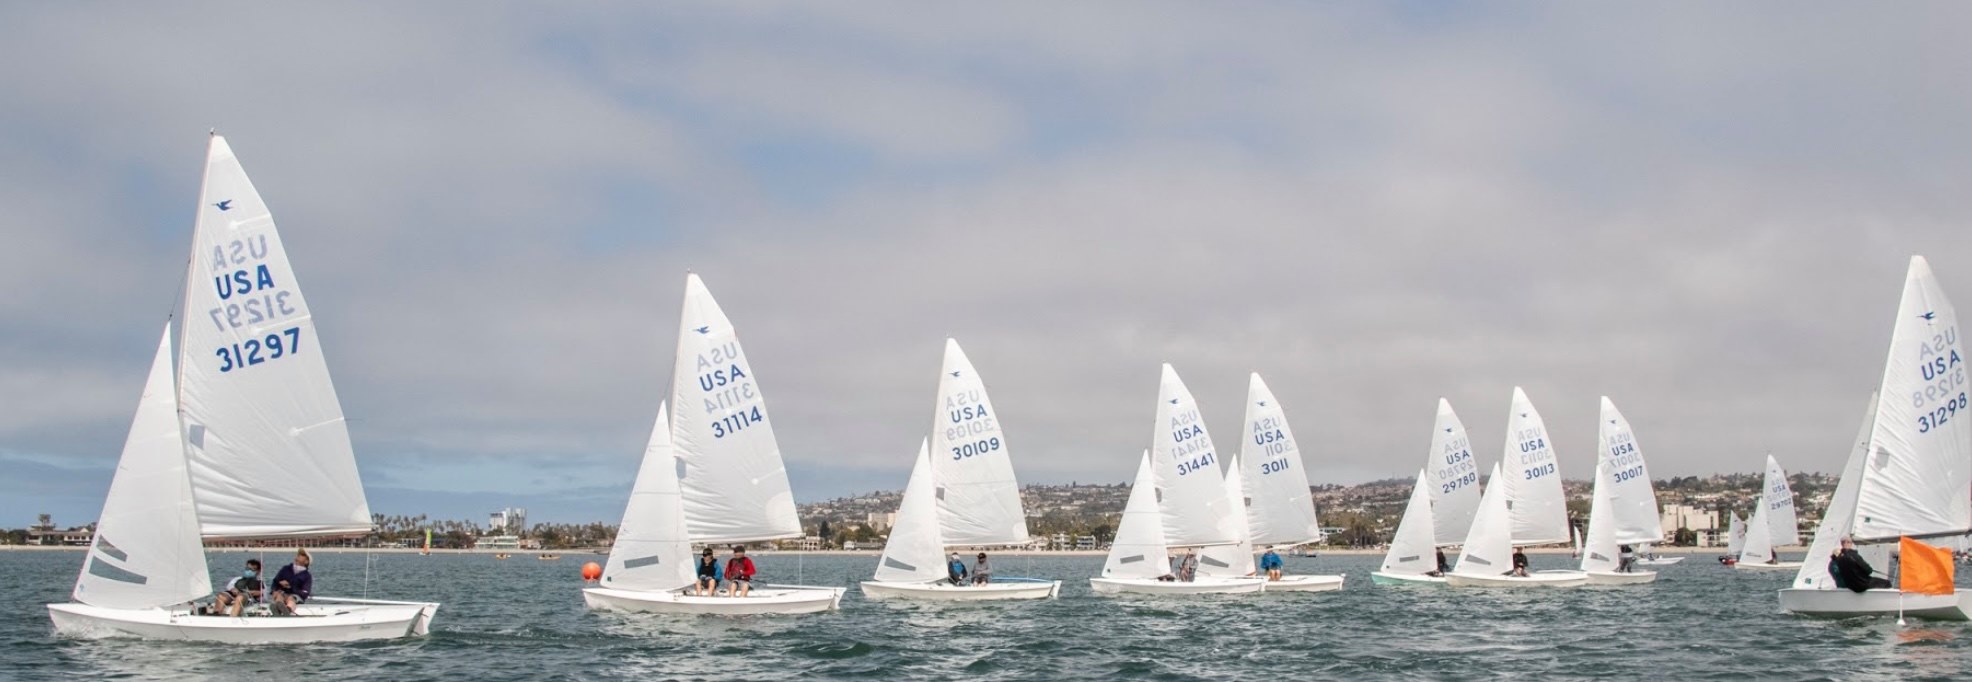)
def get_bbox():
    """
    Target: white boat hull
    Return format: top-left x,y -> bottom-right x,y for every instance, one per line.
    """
1585,570 -> 1658,585
1088,576 -> 1266,595
1260,574 -> 1345,592
1734,561 -> 1803,571
582,584 -> 844,615
860,579 -> 1061,601
1778,588 -> 1972,621
1635,557 -> 1684,566
1370,571 -> 1446,586
47,597 -> 437,643
1445,571 -> 1588,588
